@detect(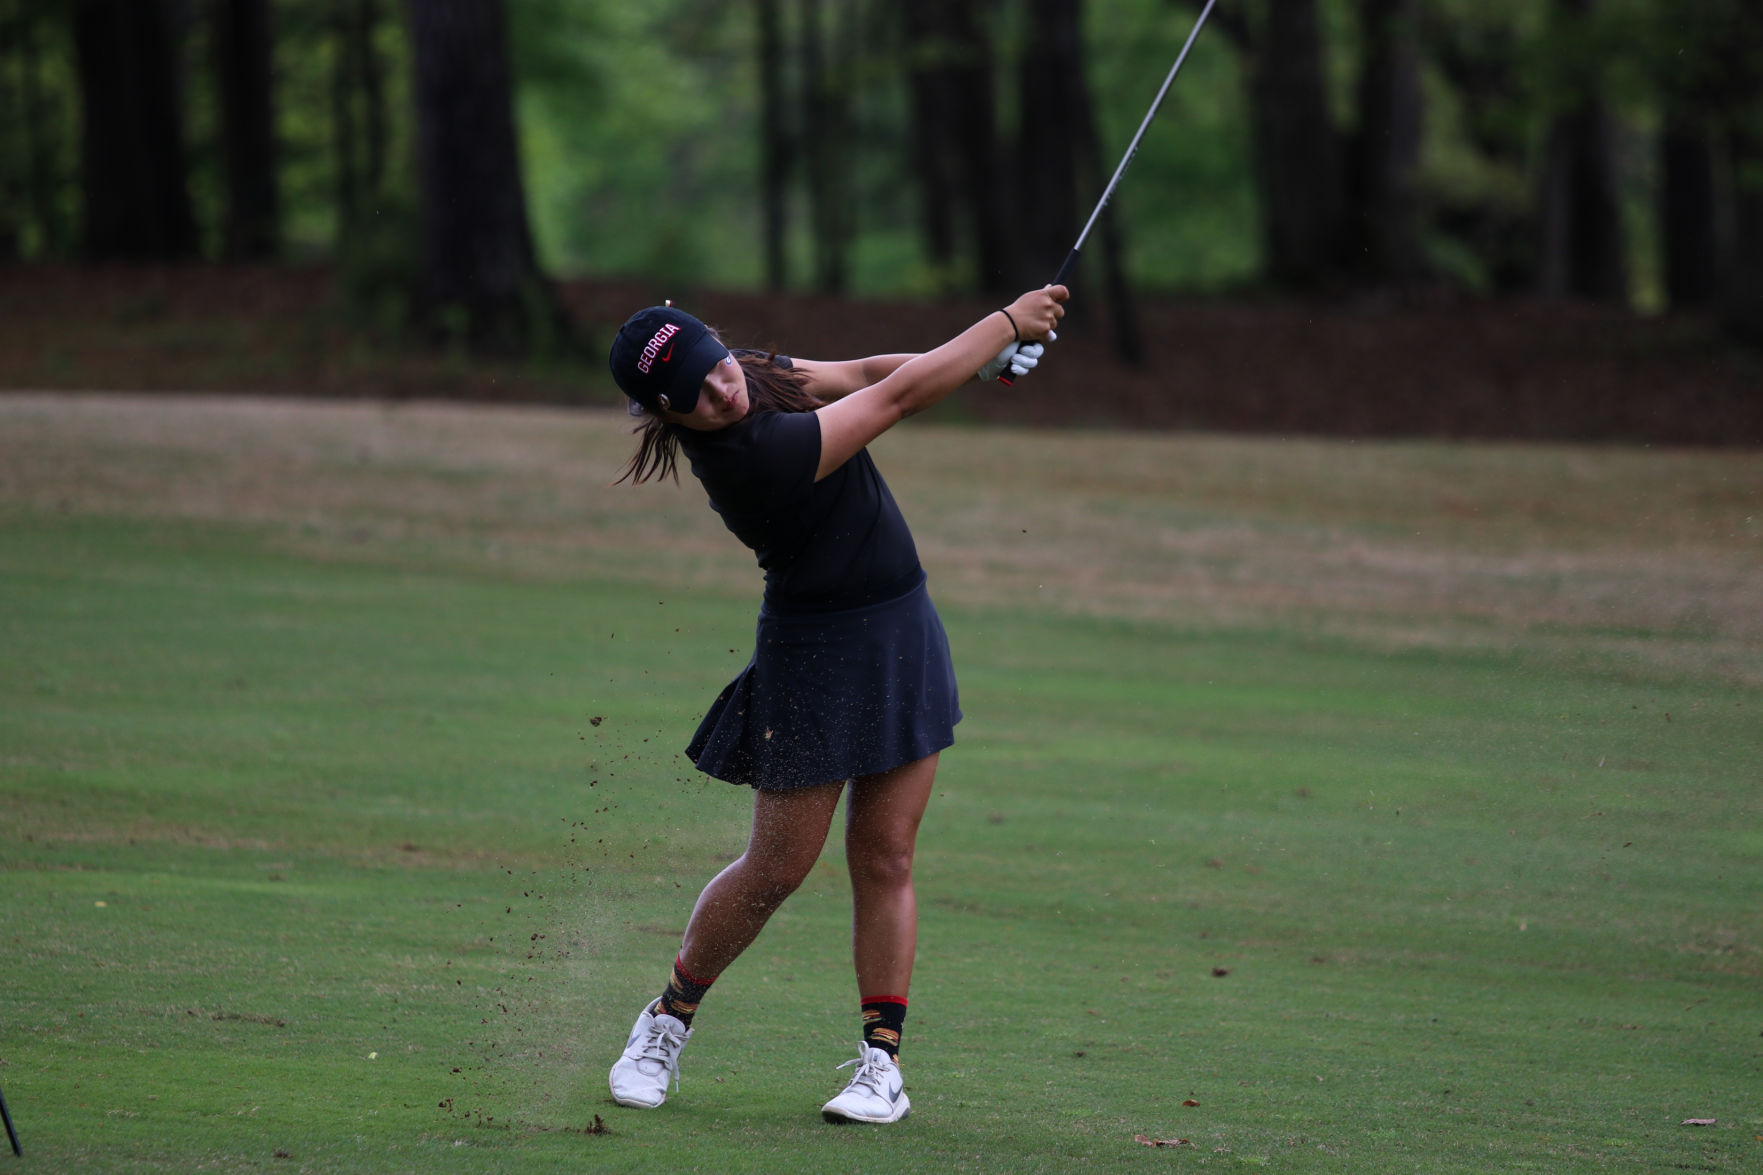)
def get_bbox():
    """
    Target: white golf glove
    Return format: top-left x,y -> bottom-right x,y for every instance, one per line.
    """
976,338 -> 1051,382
